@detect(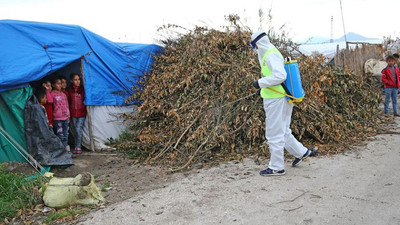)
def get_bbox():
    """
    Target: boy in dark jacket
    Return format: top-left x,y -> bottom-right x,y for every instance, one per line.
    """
34,87 -> 52,130
381,55 -> 400,116
393,53 -> 399,69
66,73 -> 87,154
